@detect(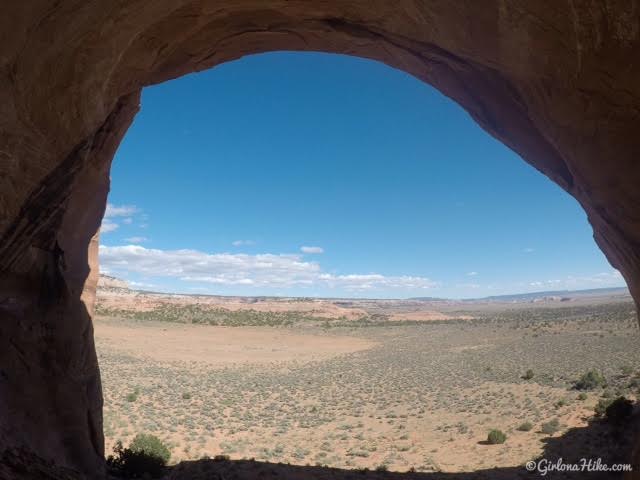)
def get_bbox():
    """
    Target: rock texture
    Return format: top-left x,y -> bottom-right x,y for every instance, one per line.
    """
96,274 -> 130,292
1,1 -> 640,477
